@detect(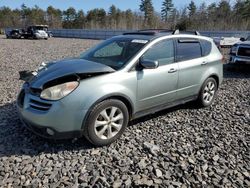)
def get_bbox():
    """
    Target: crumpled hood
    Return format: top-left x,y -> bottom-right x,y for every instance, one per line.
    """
30,58 -> 115,89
